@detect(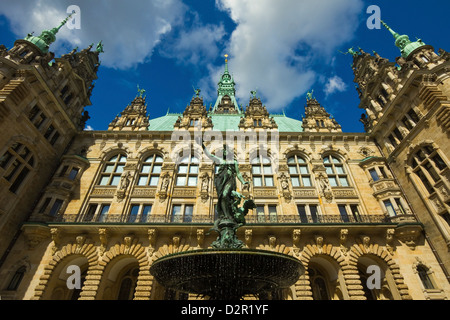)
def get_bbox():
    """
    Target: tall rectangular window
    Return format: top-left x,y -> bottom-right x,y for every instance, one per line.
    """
49,199 -> 64,216
128,205 -> 140,223
98,205 -> 110,222
141,205 -> 152,223
369,168 -> 379,182
338,205 -> 350,223
171,204 -> 194,223
297,205 -> 308,223
268,205 -> 277,223
383,200 -> 396,217
310,205 -> 319,223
